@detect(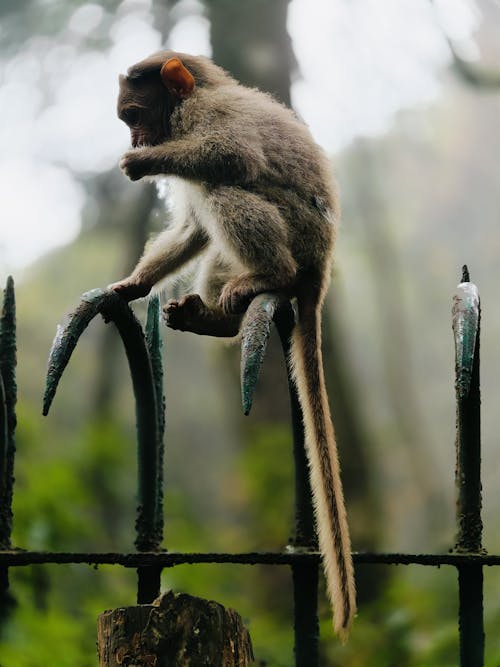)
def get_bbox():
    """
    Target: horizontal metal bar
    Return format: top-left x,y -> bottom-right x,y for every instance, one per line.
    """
0,550 -> 499,568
